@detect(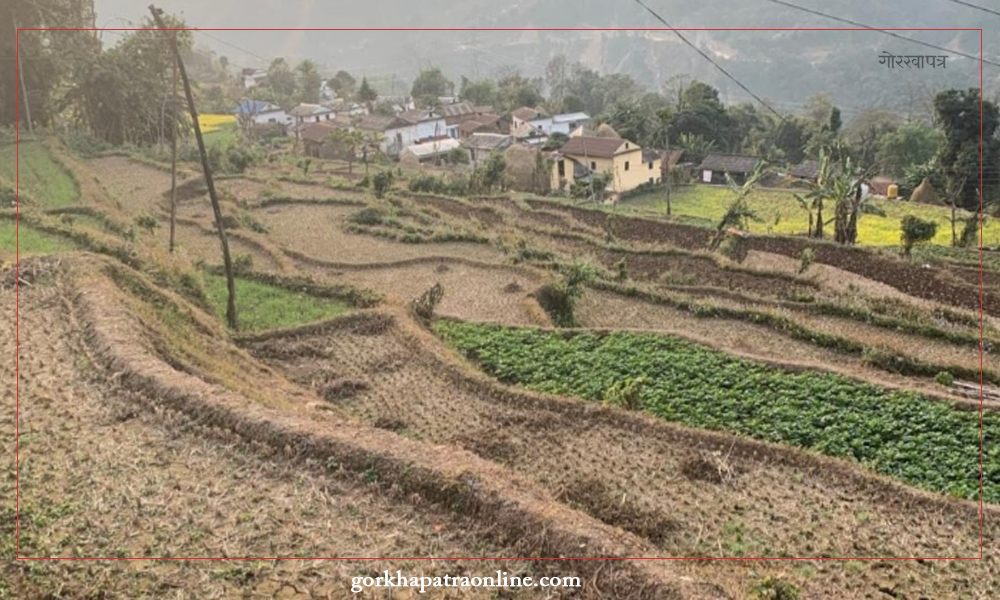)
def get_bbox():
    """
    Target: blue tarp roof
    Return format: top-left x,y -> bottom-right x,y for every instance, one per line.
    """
233,100 -> 280,115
